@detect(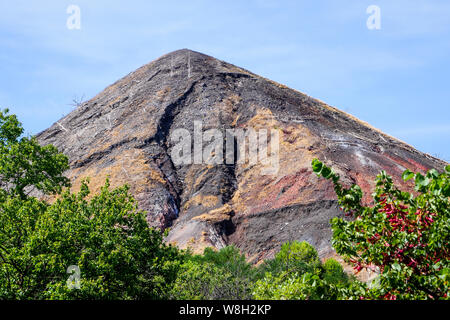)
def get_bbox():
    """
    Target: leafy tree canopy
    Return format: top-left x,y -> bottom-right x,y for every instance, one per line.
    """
0,179 -> 183,299
0,108 -> 70,199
